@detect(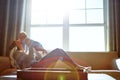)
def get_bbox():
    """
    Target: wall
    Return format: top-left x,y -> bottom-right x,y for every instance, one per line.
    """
67,52 -> 118,70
